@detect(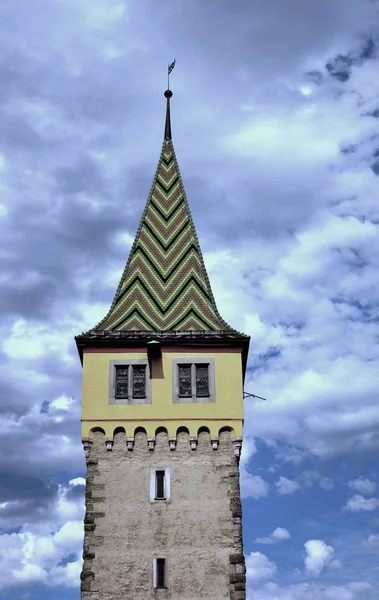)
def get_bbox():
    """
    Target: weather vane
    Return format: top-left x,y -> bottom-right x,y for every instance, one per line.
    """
243,390 -> 267,401
168,59 -> 176,90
